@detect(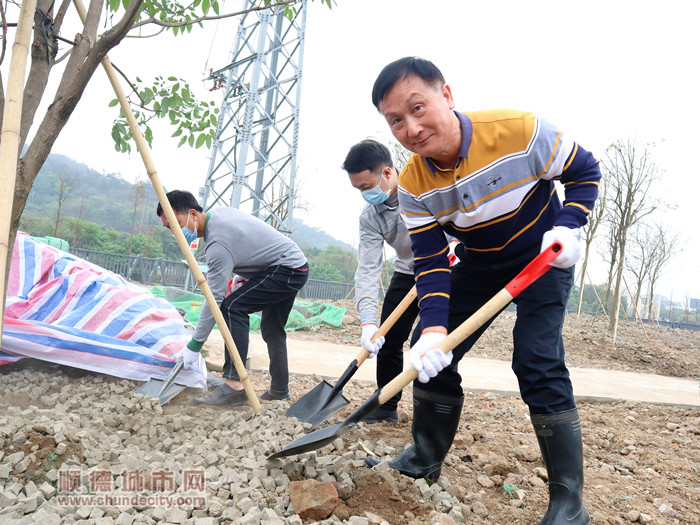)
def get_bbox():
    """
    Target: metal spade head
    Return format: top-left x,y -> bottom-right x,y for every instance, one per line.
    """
269,388 -> 382,460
